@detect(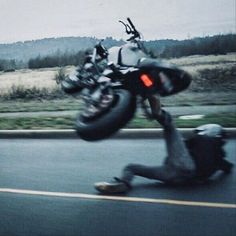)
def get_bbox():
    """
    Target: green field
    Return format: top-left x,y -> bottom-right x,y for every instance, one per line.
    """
0,113 -> 235,130
0,53 -> 235,129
